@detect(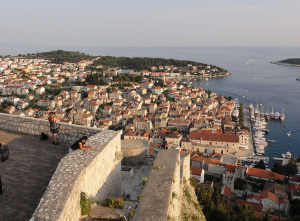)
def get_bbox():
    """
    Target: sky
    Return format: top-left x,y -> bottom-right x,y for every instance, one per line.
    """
1,0 -> 300,47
